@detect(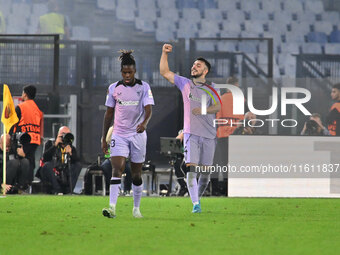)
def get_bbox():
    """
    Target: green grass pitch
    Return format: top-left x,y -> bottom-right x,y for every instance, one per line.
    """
1,195 -> 339,255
